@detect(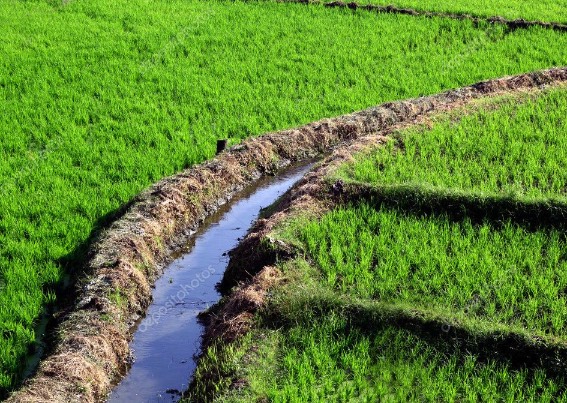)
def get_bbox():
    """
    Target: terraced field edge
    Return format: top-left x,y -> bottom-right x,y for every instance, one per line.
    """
7,68 -> 567,403
274,0 -> 567,30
